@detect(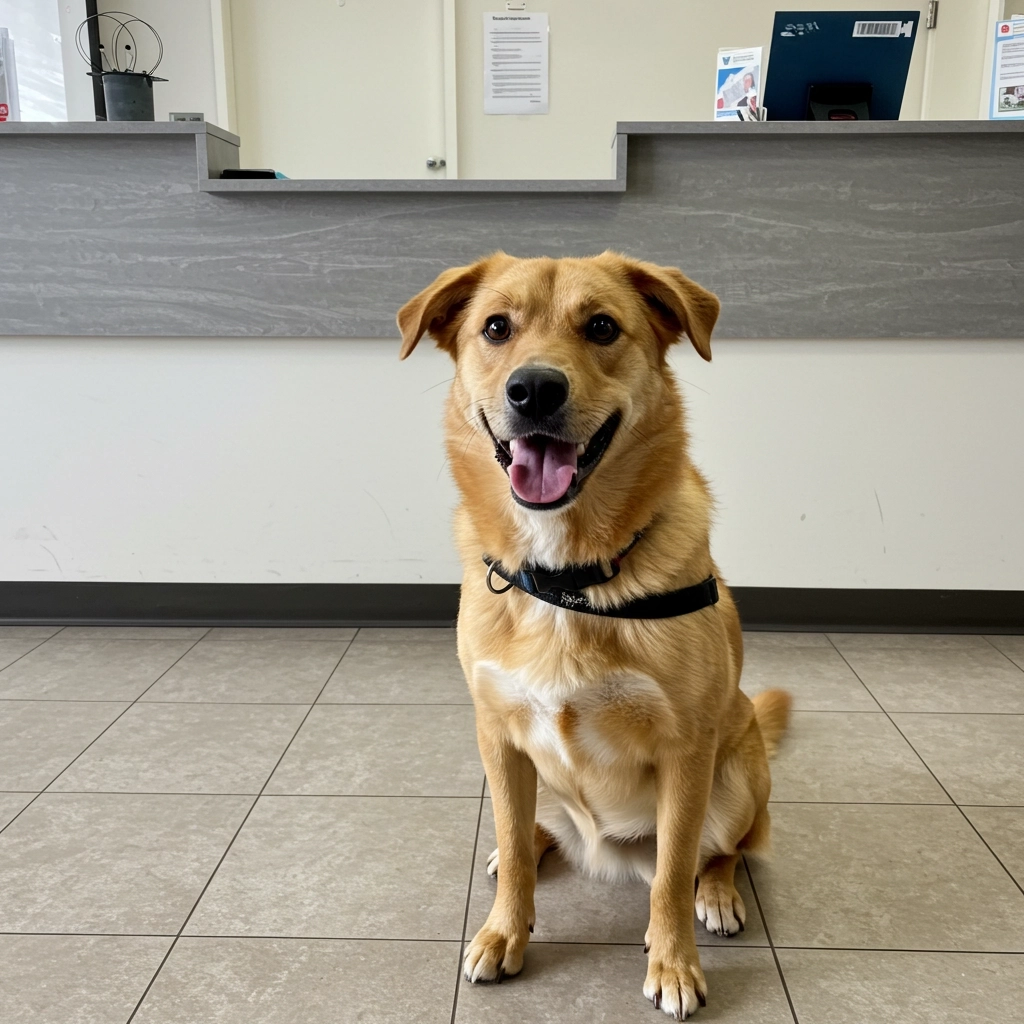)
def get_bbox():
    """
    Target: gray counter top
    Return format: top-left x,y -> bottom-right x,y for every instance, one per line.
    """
1,119 -> 1022,338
